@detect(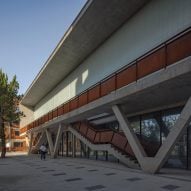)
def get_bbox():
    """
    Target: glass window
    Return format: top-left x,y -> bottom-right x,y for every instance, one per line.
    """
162,109 -> 181,141
15,131 -> 19,136
164,130 -> 187,169
162,107 -> 187,169
141,114 -> 160,143
129,116 -> 140,135
141,114 -> 161,156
